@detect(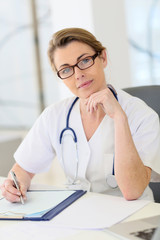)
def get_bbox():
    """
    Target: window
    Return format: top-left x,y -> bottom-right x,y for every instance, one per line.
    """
0,0 -> 56,129
125,0 -> 160,86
